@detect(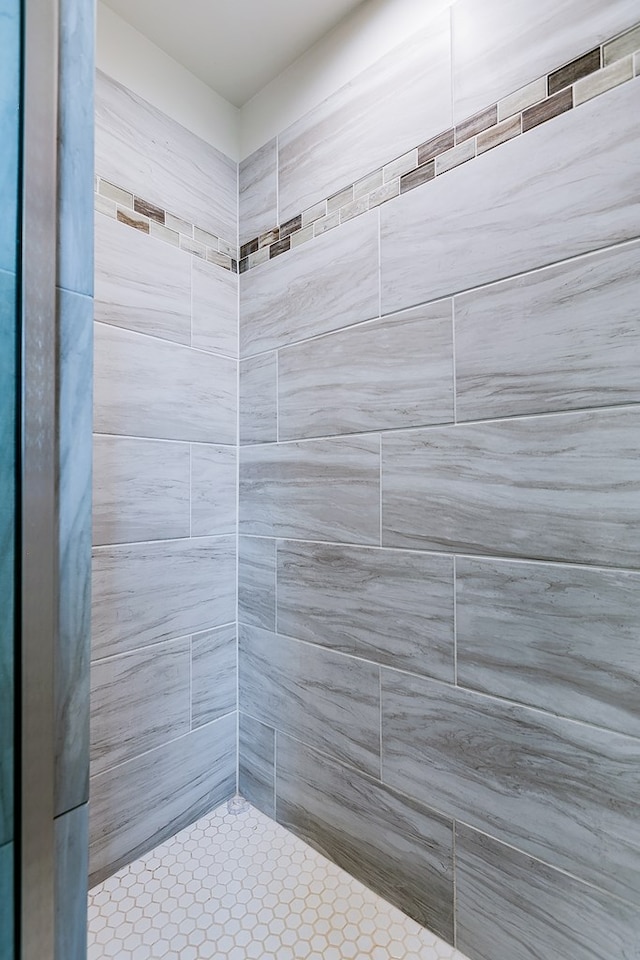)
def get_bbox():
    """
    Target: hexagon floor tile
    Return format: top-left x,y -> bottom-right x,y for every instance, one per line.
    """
88,798 -> 471,960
